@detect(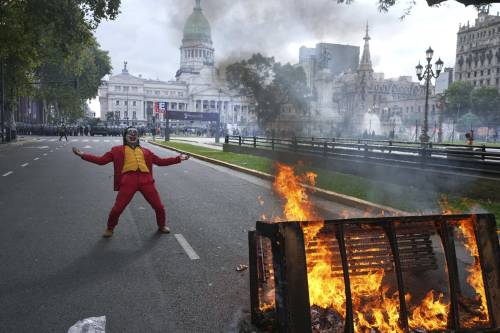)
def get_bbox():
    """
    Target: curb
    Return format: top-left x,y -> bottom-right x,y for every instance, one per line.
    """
148,140 -> 408,216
